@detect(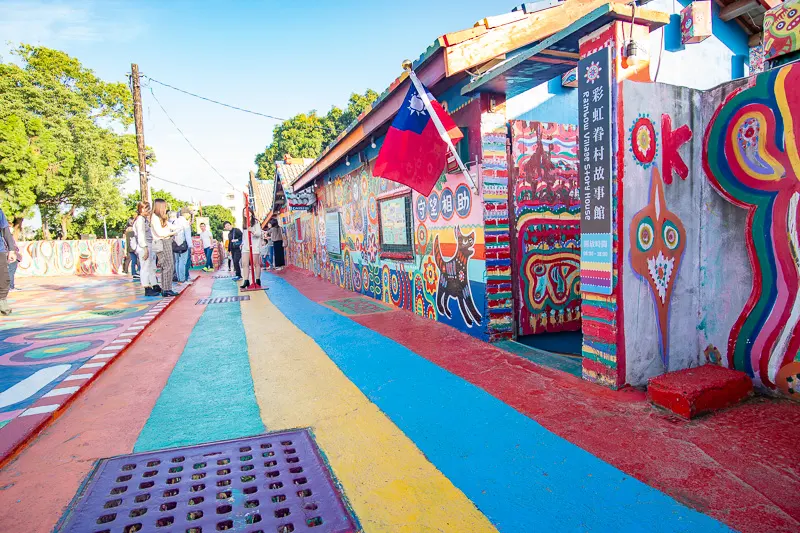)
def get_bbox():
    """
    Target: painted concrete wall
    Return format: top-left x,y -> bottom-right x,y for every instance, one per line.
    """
507,77 -> 578,125
16,239 -> 125,277
621,63 -> 800,400
646,0 -> 750,90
